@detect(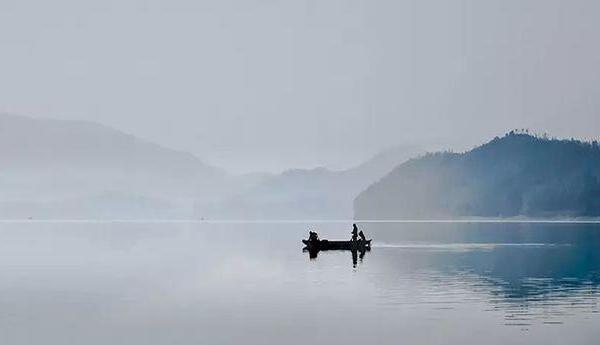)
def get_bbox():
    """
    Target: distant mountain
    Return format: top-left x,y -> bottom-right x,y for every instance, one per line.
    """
0,192 -> 179,220
209,145 -> 422,219
0,113 -> 223,177
0,113 -> 226,218
0,113 -> 425,220
354,132 -> 600,219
